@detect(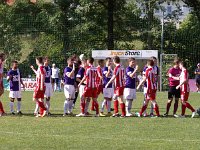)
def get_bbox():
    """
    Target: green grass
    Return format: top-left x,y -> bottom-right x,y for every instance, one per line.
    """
0,91 -> 200,150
